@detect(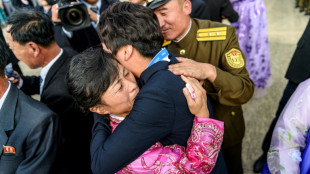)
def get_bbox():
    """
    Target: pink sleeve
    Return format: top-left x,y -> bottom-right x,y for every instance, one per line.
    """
117,117 -> 224,174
